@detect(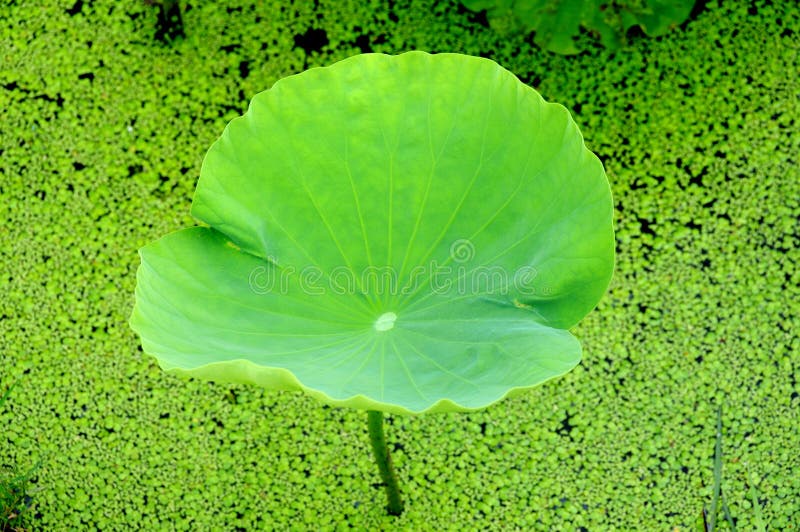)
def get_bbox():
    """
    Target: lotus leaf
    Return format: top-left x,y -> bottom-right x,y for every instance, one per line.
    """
130,51 -> 614,415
